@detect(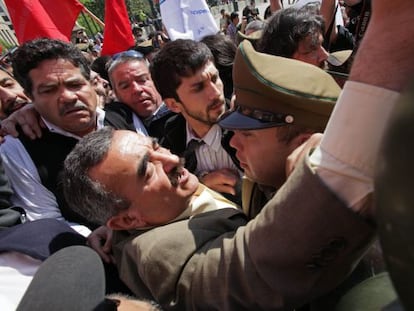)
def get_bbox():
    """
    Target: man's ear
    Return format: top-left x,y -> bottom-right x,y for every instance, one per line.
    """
164,98 -> 182,114
106,210 -> 147,230
290,132 -> 313,149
